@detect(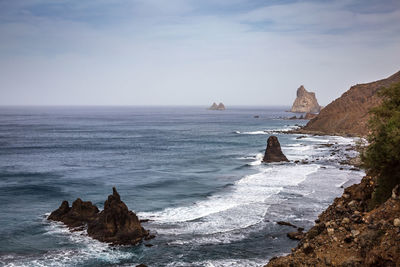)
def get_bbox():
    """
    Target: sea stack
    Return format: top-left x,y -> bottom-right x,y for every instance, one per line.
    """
263,136 -> 289,163
290,86 -> 321,113
48,187 -> 151,245
208,102 -> 225,110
